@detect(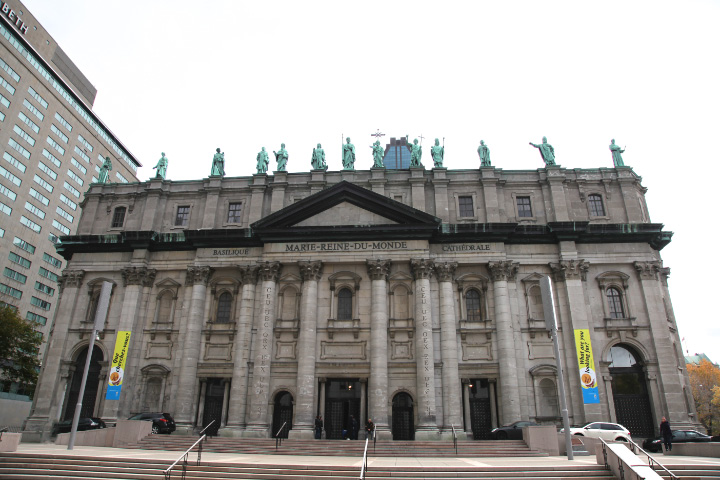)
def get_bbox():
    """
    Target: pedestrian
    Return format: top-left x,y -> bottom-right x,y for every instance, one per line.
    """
314,415 -> 323,440
660,416 -> 672,452
350,415 -> 358,440
365,418 -> 375,440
